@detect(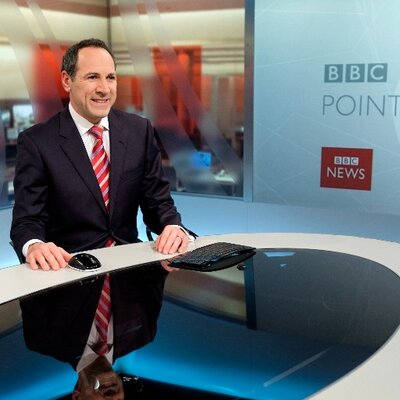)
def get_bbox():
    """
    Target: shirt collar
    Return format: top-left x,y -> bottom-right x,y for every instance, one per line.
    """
68,103 -> 110,137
